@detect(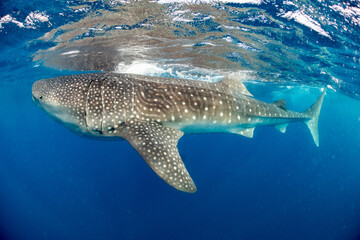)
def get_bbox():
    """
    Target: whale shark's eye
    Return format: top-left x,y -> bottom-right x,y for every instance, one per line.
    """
39,96 -> 43,100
